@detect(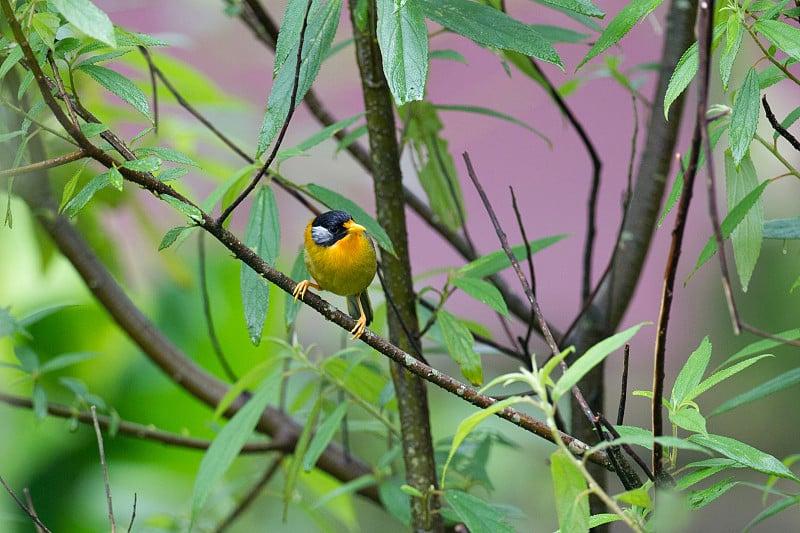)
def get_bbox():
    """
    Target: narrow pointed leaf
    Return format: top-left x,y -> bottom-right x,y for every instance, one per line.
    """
444,490 -> 515,533
50,0 -> 116,47
257,0 -> 343,157
553,322 -> 647,399
274,0 -> 325,75
689,433 -> 799,481
377,0 -> 429,105
729,68 -> 760,166
671,336 -> 711,406
578,0 -> 663,70
438,309 -> 483,386
189,377 -> 274,530
725,151 -> 762,291
63,172 -> 110,217
303,400 -> 350,471
452,276 -> 509,317
78,64 -> 152,120
688,354 -> 772,402
419,0 -> 563,69
754,19 -> 800,62
240,186 -> 280,345
551,449 -> 590,533
458,234 -> 568,278
710,367 -> 800,417
763,217 -> 800,239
